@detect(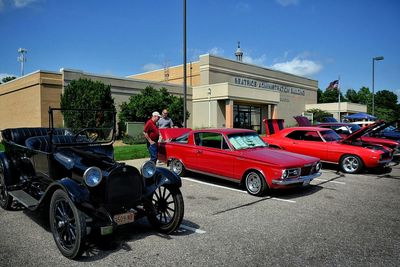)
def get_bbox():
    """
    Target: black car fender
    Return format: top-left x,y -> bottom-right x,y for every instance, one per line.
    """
143,167 -> 182,197
155,167 -> 182,188
40,178 -> 90,208
0,152 -> 16,186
